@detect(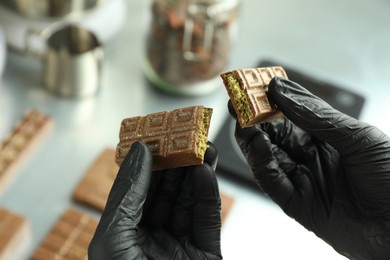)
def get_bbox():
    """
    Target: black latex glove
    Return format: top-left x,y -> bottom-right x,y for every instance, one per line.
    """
88,141 -> 222,260
229,77 -> 390,260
